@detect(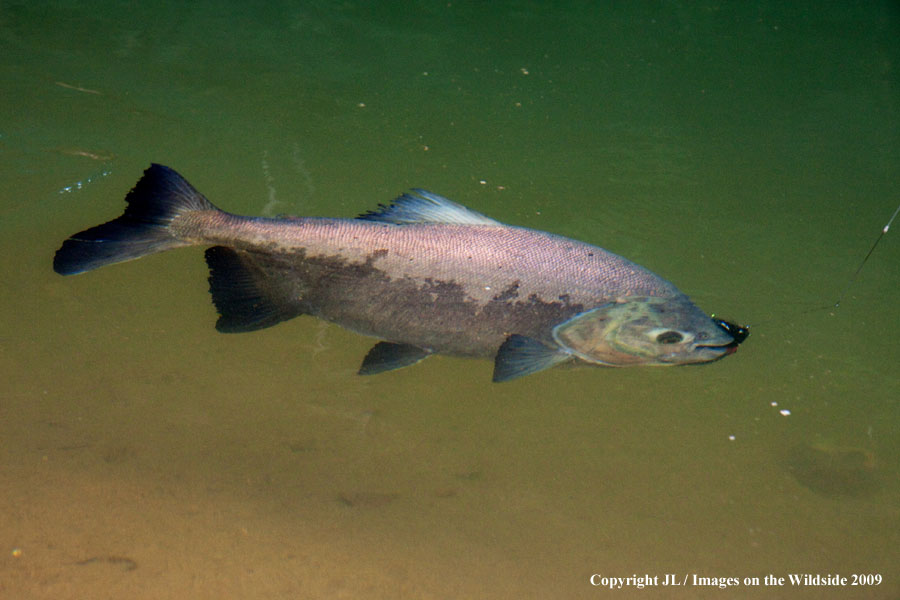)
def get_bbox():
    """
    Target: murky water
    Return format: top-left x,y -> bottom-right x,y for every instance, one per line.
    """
2,2 -> 898,598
